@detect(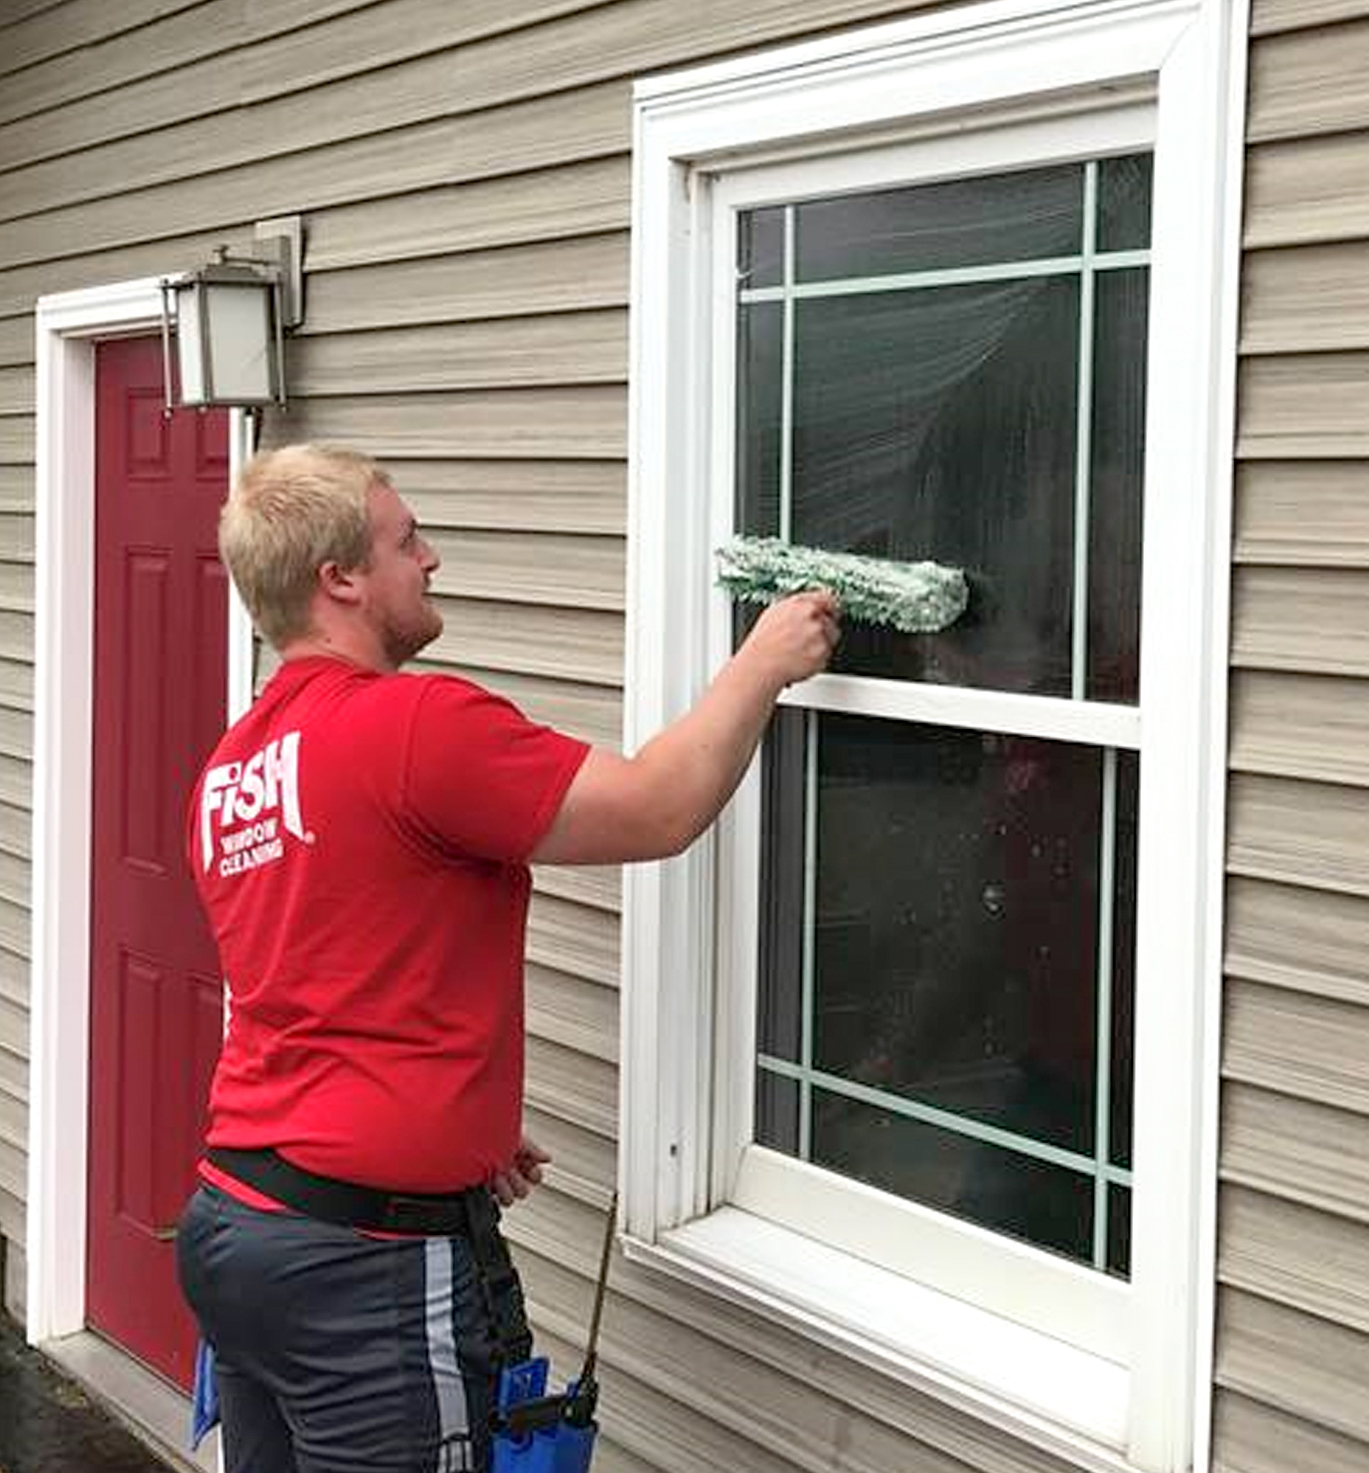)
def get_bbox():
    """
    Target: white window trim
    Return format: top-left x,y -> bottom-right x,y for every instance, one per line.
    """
27,278 -> 254,1357
621,2 -> 1245,1469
